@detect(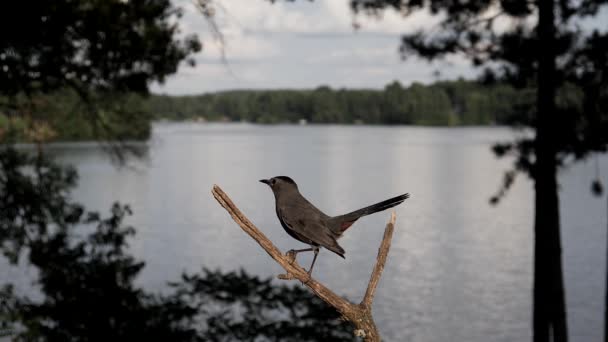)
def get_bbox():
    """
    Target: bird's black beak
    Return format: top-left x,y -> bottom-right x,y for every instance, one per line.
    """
259,179 -> 270,185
